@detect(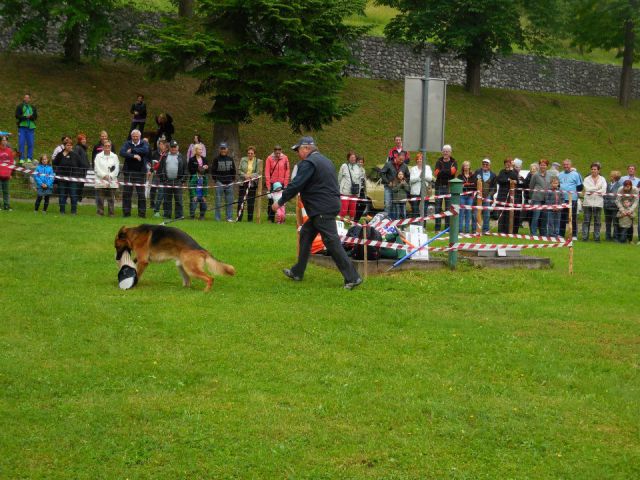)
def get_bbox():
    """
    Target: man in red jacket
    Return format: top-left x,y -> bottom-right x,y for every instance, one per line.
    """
387,135 -> 410,164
